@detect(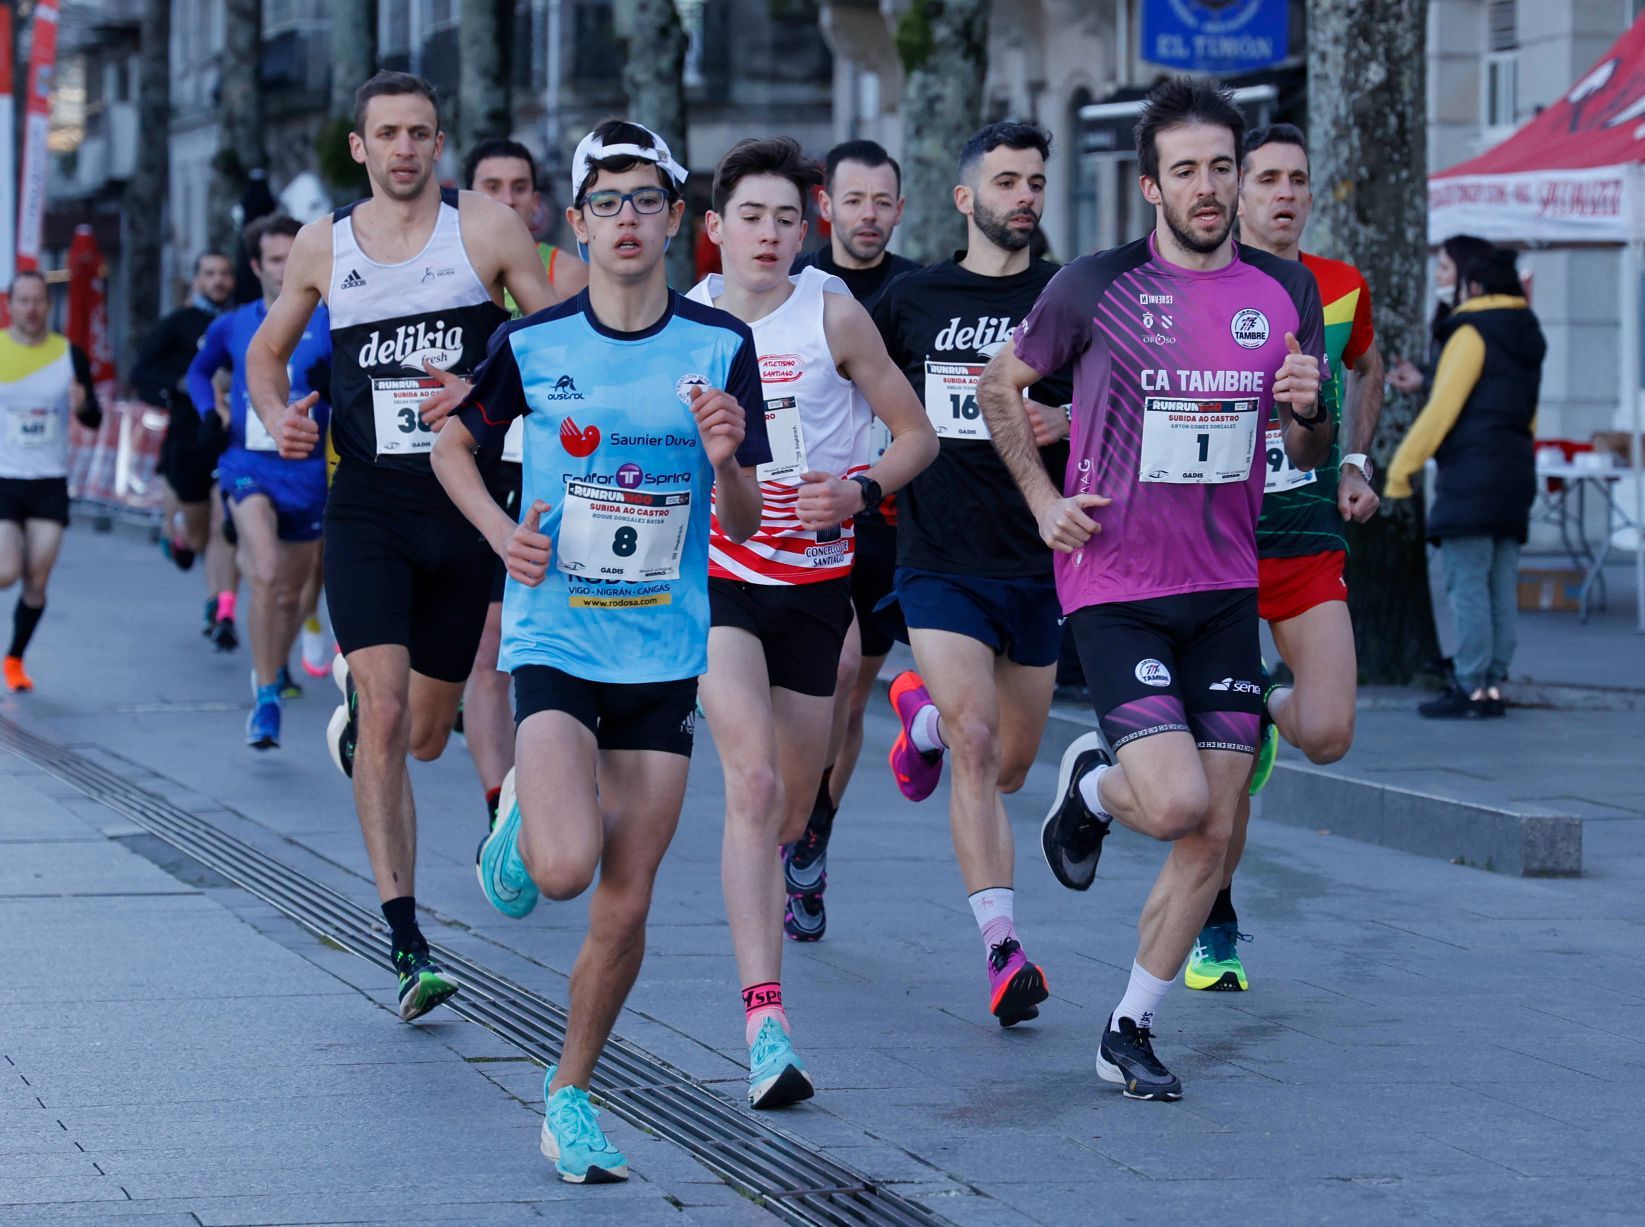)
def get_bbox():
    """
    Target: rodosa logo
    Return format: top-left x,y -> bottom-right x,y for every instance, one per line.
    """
356,321 -> 465,372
